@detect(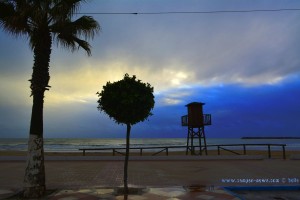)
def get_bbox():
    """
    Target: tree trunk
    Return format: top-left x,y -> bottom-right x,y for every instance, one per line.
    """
23,30 -> 51,198
124,123 -> 131,194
